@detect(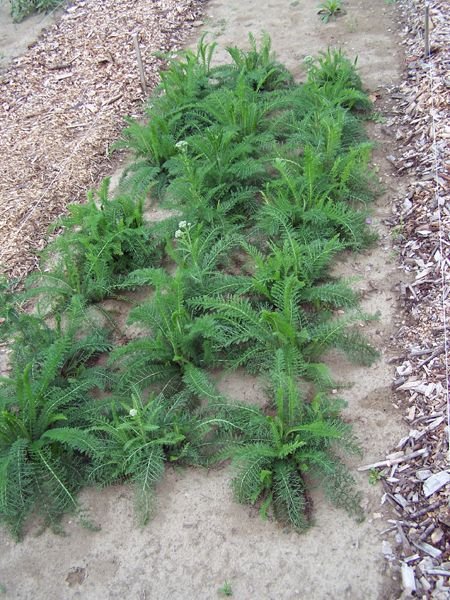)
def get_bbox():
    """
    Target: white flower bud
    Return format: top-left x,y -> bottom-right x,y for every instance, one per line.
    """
174,229 -> 183,239
175,140 -> 188,151
129,408 -> 138,417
